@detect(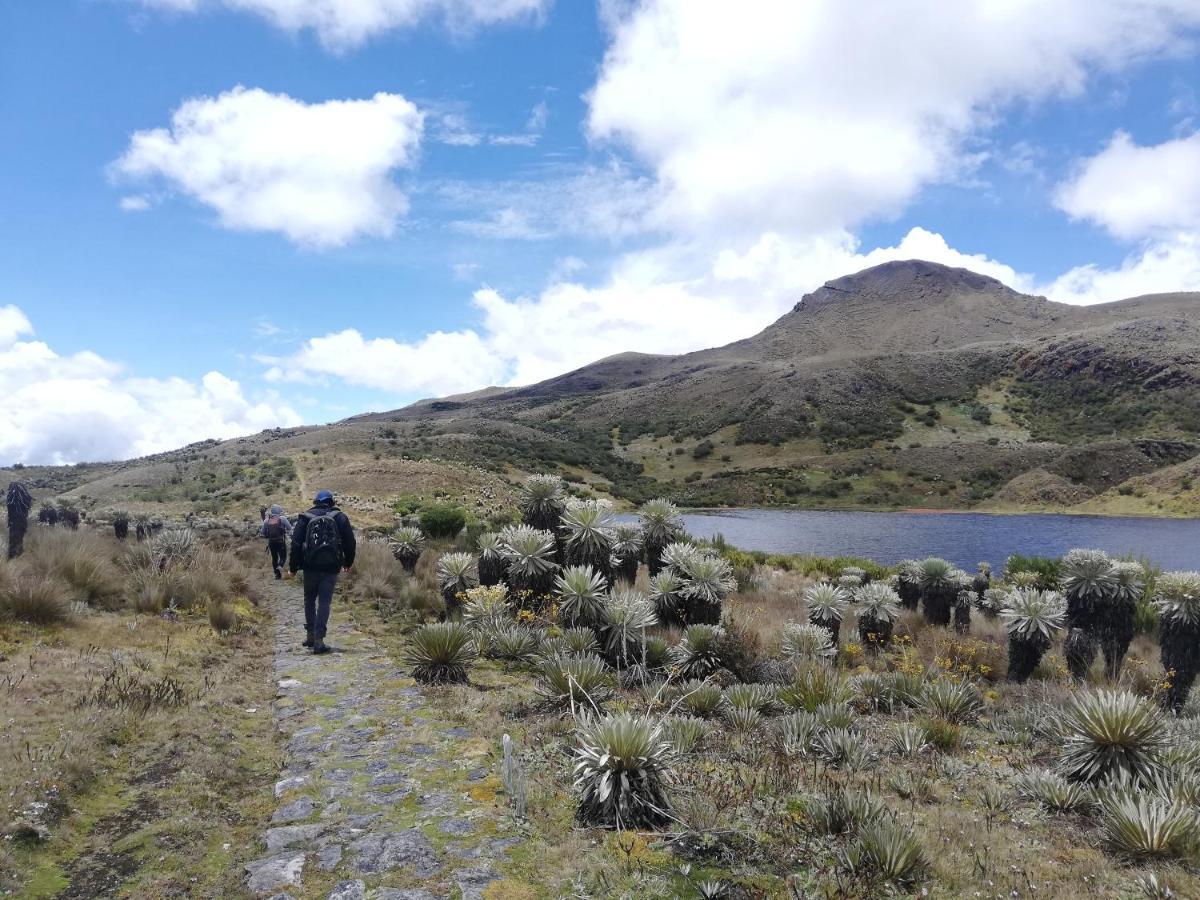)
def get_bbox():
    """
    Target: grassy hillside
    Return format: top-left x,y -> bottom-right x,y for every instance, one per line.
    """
6,261 -> 1199,522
